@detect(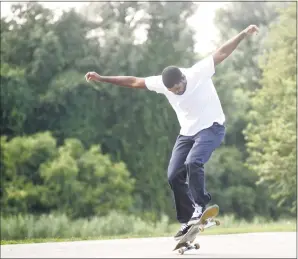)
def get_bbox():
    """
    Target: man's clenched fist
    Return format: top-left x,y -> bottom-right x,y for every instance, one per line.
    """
85,72 -> 101,82
243,25 -> 259,35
